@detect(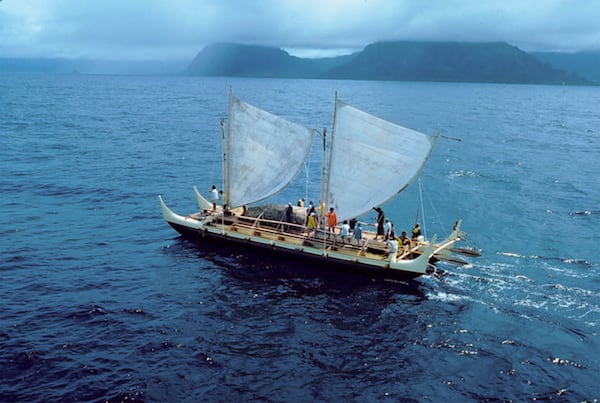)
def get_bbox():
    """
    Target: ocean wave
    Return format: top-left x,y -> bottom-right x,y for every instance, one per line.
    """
497,252 -> 593,268
69,304 -> 108,320
447,169 -> 480,178
570,210 -> 596,216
